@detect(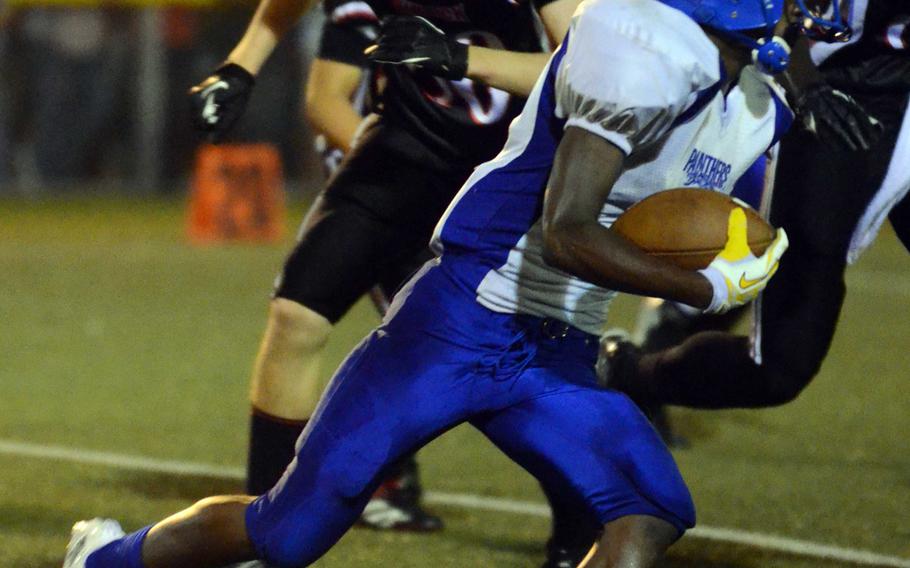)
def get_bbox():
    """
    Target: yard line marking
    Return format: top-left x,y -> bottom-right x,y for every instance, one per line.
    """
3,438 -> 909,568
687,526 -> 910,568
423,491 -> 551,517
0,439 -> 246,479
